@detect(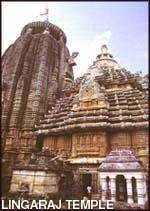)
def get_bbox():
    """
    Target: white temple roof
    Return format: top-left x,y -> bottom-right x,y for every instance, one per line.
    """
99,148 -> 145,172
